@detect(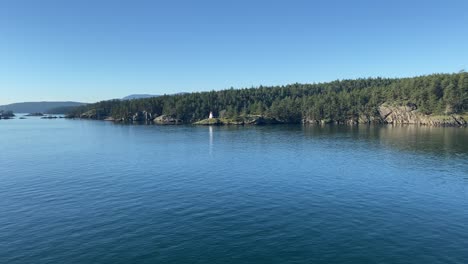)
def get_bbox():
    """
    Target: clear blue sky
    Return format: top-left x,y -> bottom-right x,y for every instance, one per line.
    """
1,0 -> 467,104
